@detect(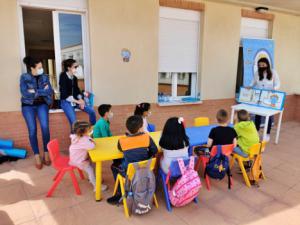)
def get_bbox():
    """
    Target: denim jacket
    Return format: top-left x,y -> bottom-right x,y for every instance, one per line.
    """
20,73 -> 53,106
